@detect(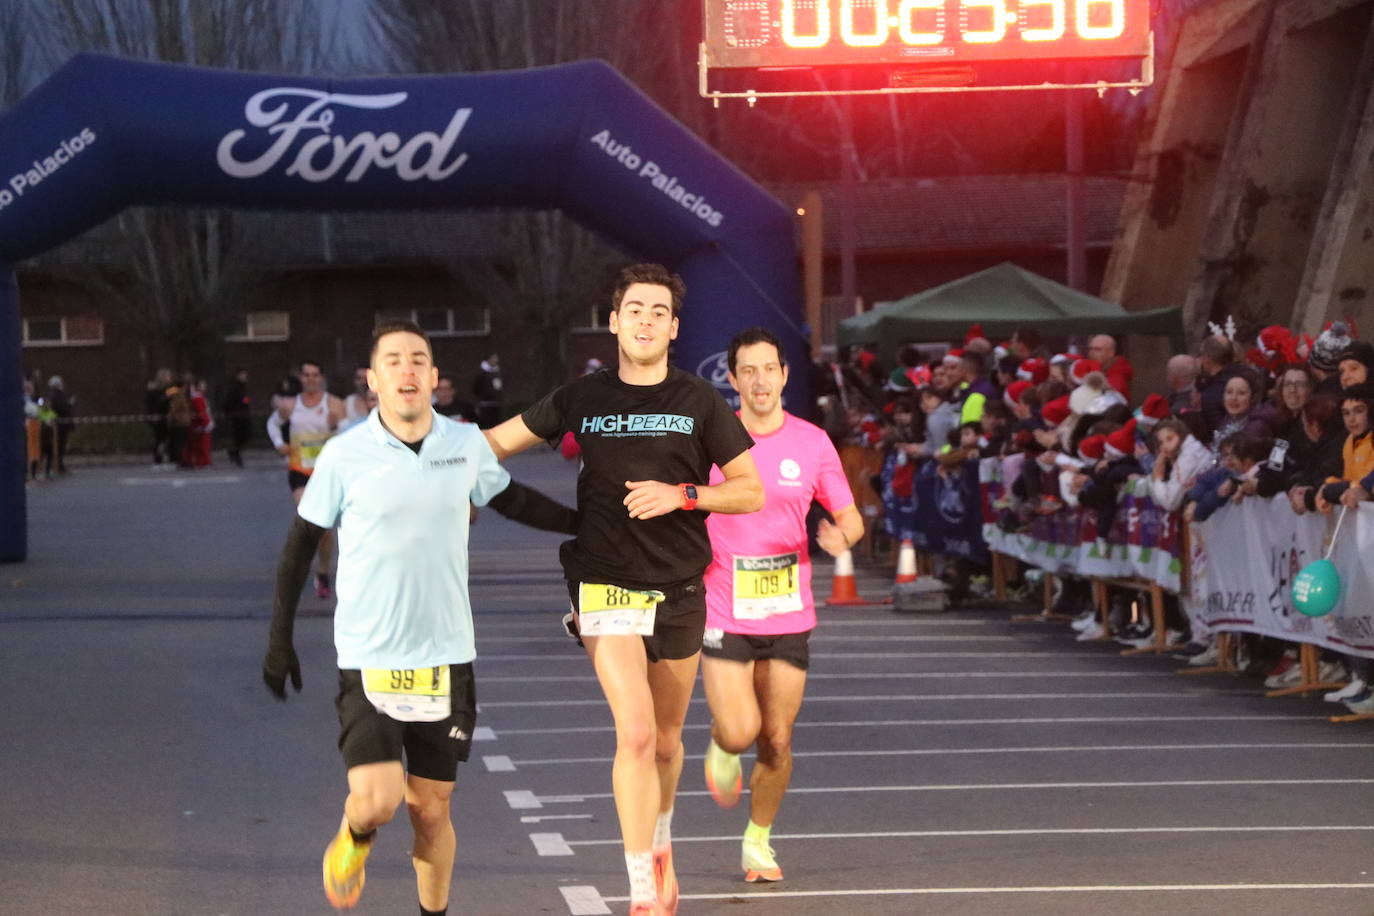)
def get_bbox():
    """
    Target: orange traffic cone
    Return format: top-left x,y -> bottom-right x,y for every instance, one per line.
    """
895,538 -> 918,584
825,549 -> 873,606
